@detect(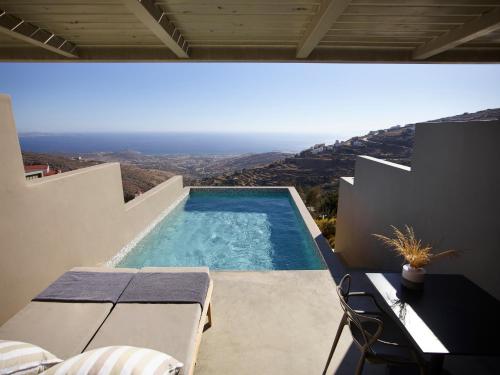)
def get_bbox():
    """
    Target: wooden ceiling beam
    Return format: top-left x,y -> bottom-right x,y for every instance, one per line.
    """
0,8 -> 77,58
2,45 -> 498,63
413,7 -> 500,59
297,0 -> 352,58
350,1 -> 500,6
122,0 -> 189,58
